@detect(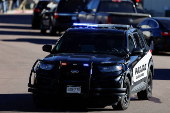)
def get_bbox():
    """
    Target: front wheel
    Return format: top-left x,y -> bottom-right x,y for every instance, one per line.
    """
137,70 -> 153,100
32,23 -> 37,29
112,77 -> 131,110
33,93 -> 44,107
